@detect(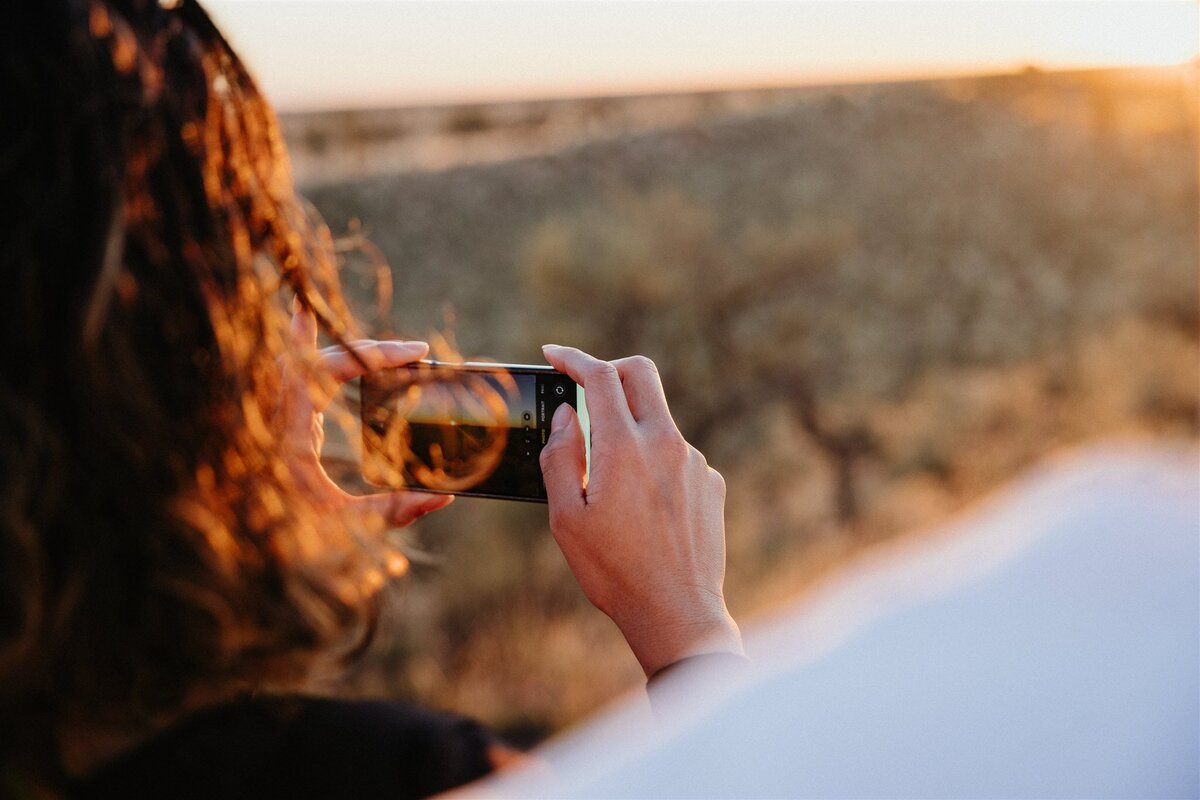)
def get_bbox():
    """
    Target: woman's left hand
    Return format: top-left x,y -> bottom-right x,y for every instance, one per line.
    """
278,305 -> 454,528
